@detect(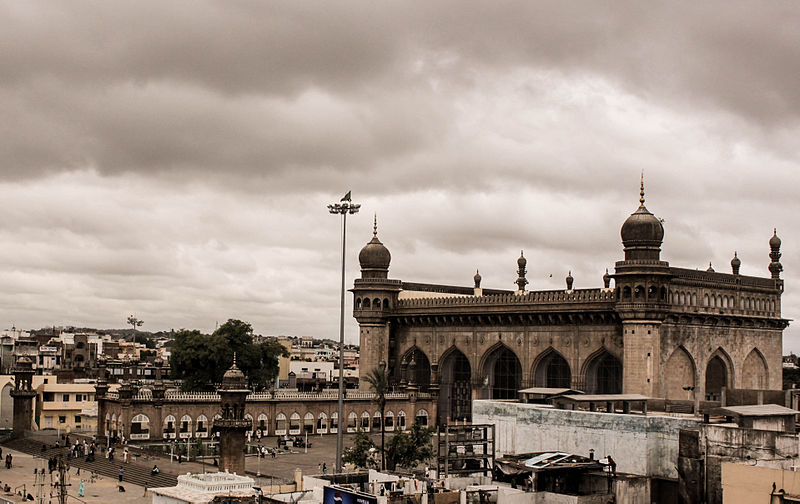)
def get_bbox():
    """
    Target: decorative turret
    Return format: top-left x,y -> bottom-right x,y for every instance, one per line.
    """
603,268 -> 611,289
769,229 -> 783,280
516,251 -> 528,292
706,262 -> 715,273
566,271 -> 574,291
474,270 -> 482,289
731,252 -> 741,275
